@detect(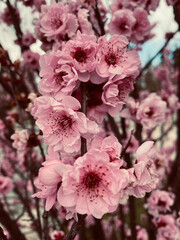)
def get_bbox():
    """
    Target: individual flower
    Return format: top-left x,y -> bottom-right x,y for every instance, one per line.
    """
11,129 -> 29,151
39,1 -> 78,38
22,50 -> 40,70
38,51 -> 78,100
63,31 -> 97,80
0,176 -> 13,195
146,190 -> 175,216
102,75 -> 135,116
57,149 -> 129,219
33,159 -> 71,211
136,93 -> 167,129
0,6 -> 21,26
108,9 -> 136,38
154,215 -> 180,240
21,31 -> 36,47
129,141 -> 159,198
136,226 -> 148,240
96,35 -> 140,78
131,8 -> 152,44
31,96 -> 99,153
